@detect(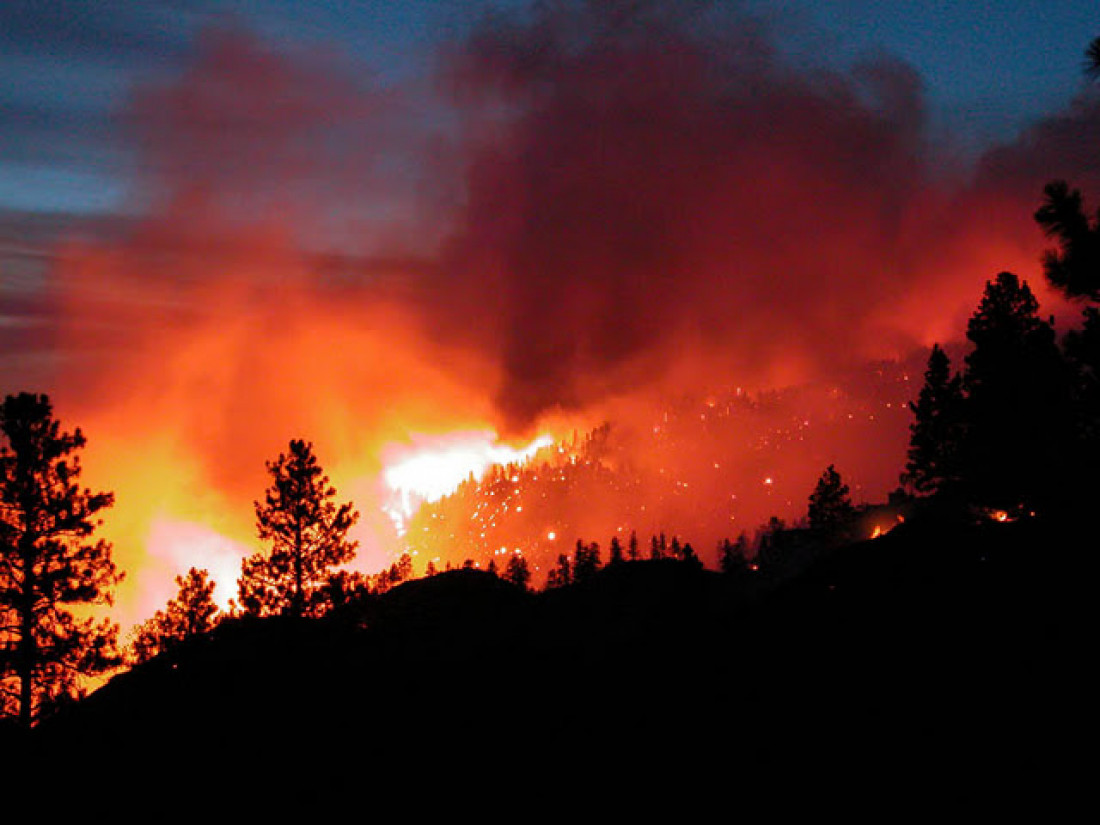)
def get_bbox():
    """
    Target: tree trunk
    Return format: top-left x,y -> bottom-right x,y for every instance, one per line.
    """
18,534 -> 36,728
294,518 -> 303,618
